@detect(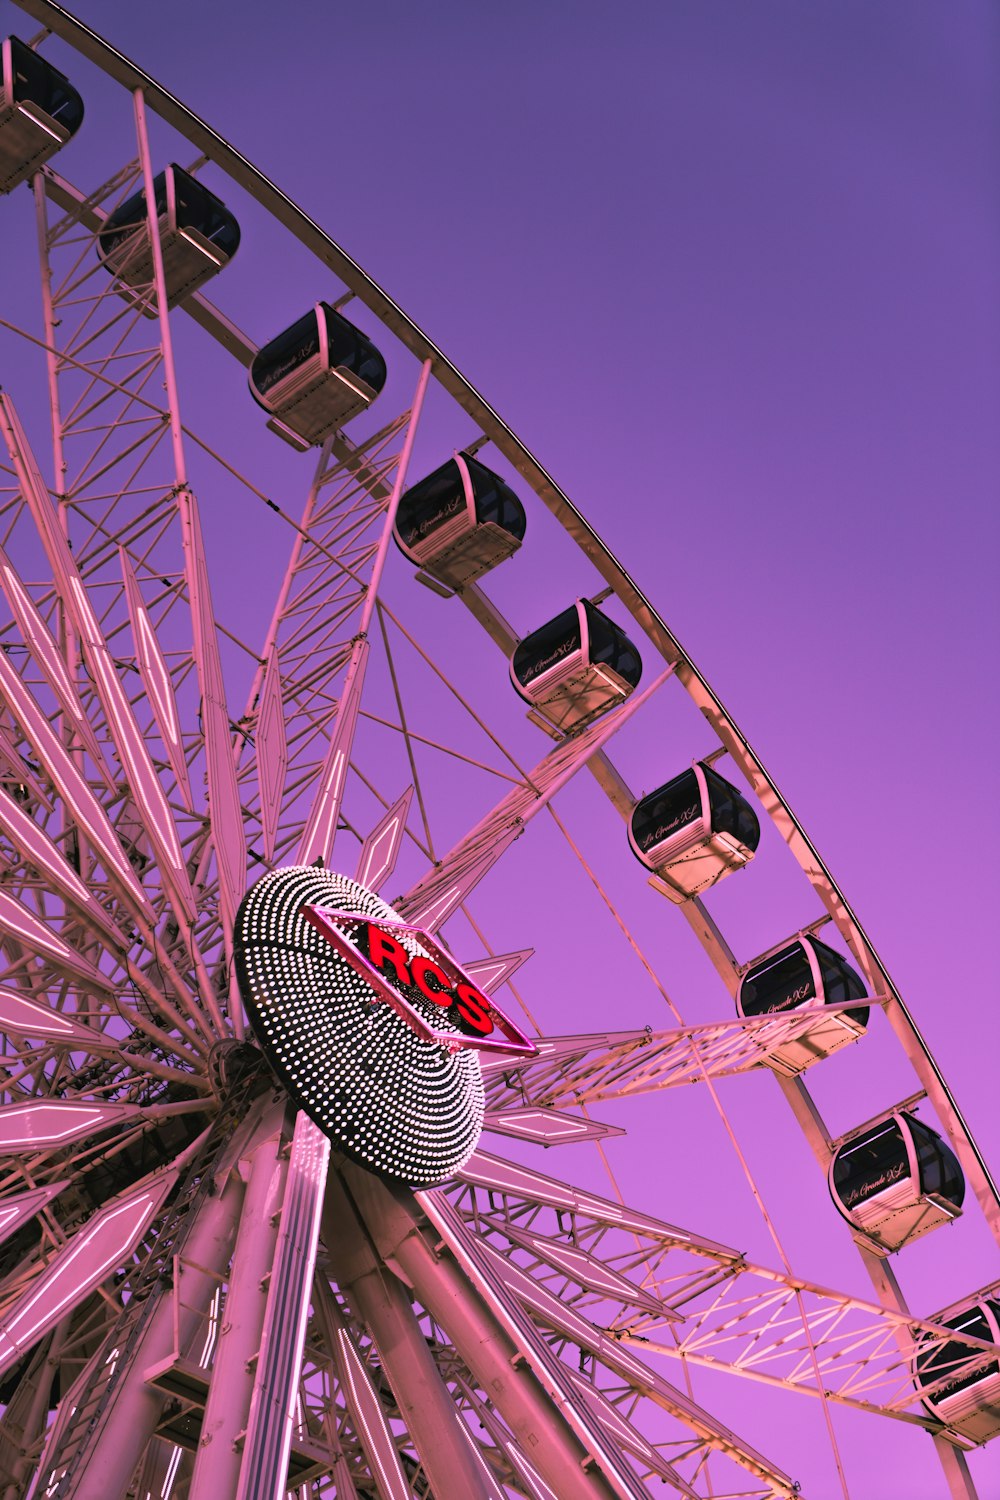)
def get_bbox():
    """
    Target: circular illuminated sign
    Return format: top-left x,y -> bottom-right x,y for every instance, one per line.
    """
234,866 -> 485,1186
